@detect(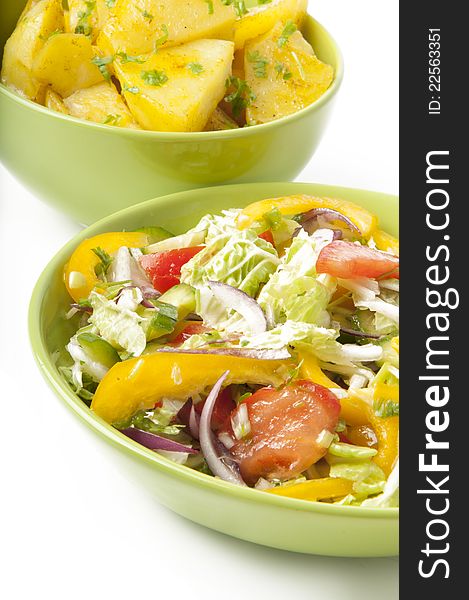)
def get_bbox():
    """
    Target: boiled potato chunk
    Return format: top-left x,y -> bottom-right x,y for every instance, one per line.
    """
31,33 -> 104,97
234,0 -> 307,49
205,107 -> 239,131
99,0 -> 236,56
245,23 -> 333,125
45,88 -> 69,113
65,0 -> 100,40
115,39 -> 234,131
1,0 -> 64,99
63,81 -> 140,128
